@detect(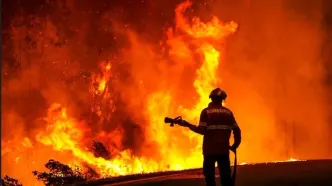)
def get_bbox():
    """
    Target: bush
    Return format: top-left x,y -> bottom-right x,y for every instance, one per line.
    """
32,159 -> 87,186
1,175 -> 23,186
